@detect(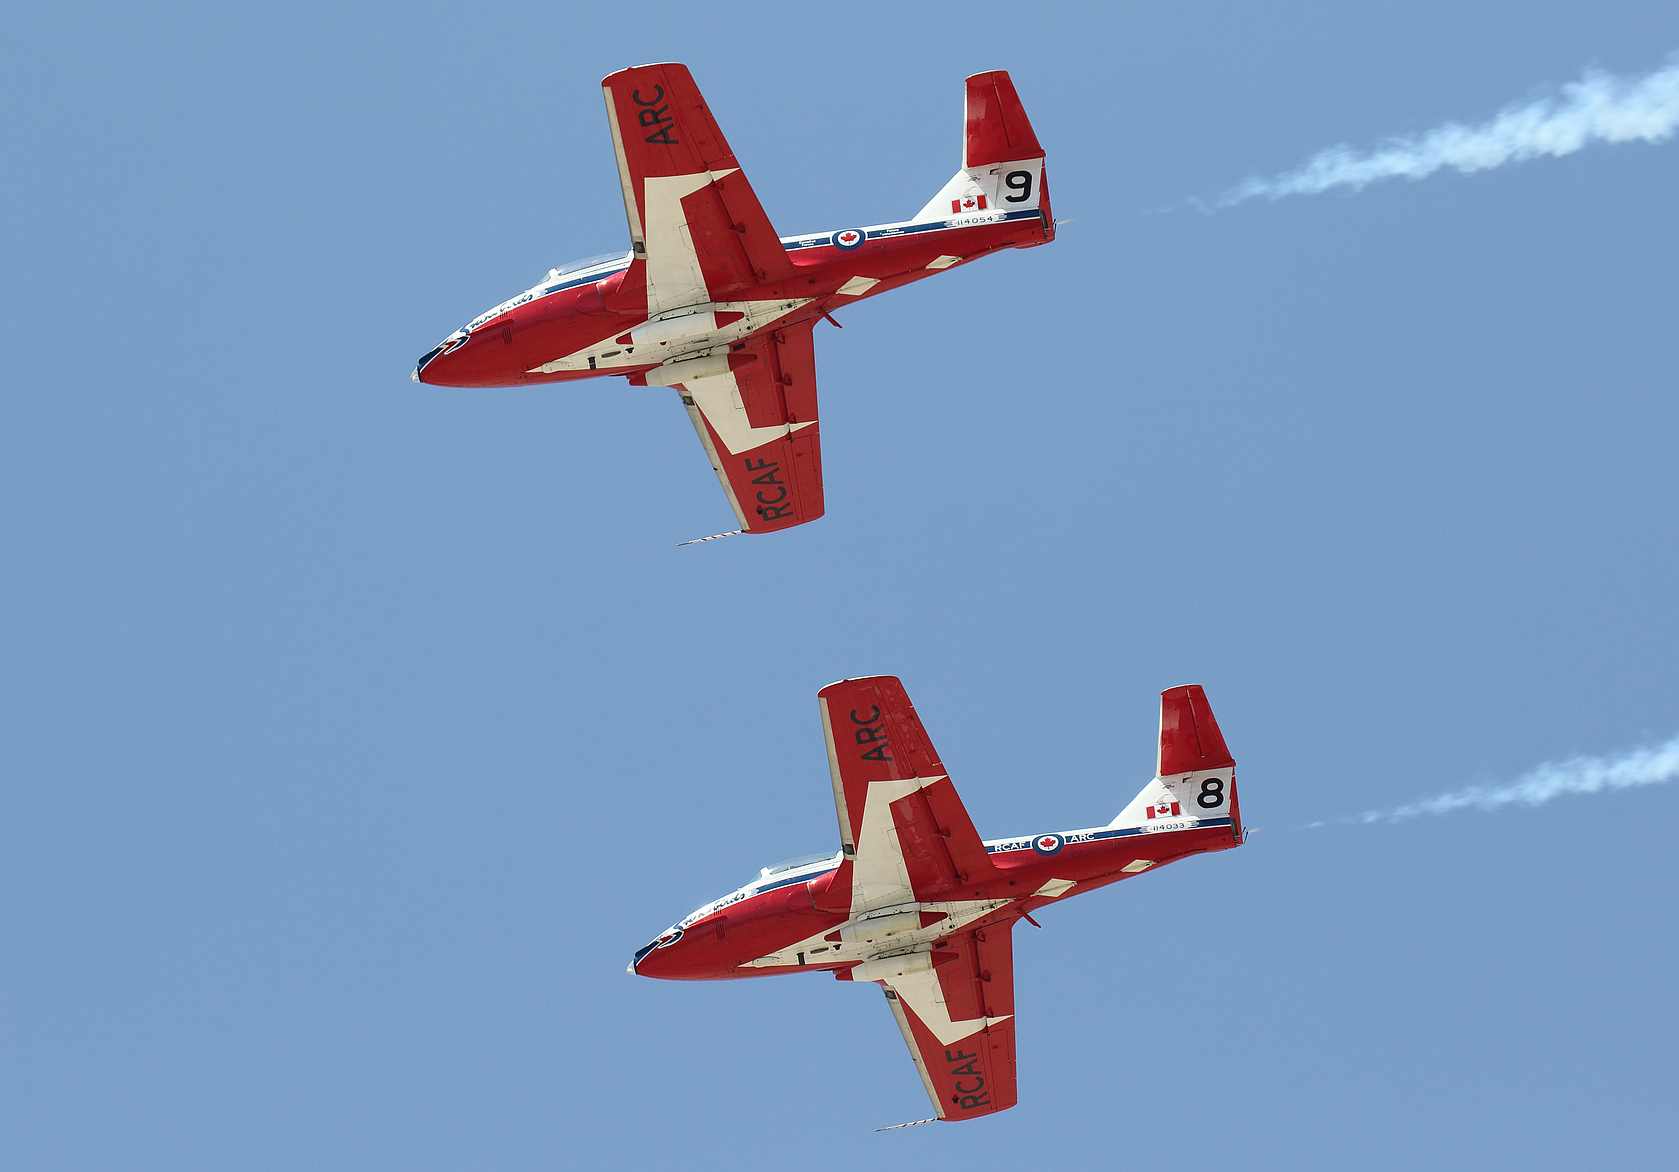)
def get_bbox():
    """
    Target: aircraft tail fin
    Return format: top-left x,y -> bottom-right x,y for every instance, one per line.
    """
911,70 -> 1053,239
1108,686 -> 1243,840
962,71 -> 1043,168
